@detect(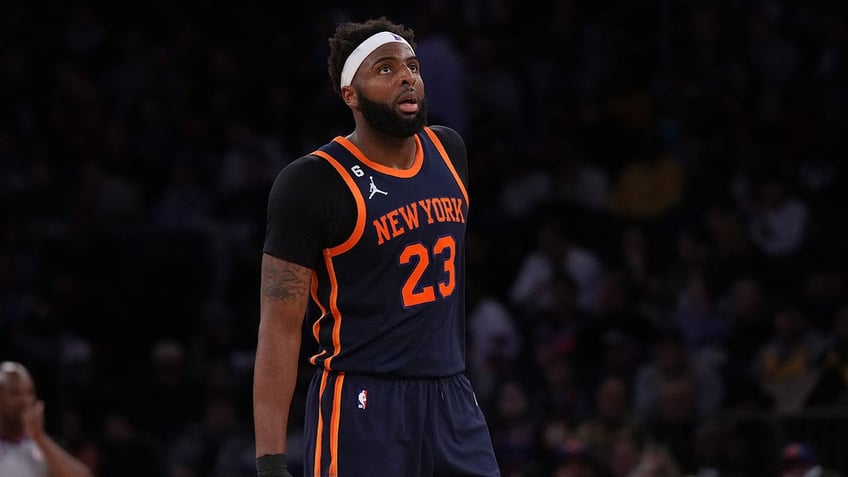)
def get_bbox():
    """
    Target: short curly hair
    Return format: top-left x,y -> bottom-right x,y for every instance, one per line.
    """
327,16 -> 416,97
